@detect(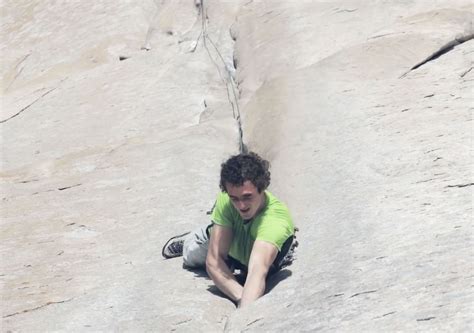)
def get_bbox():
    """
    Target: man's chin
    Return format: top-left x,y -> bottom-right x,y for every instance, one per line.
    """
239,211 -> 252,219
